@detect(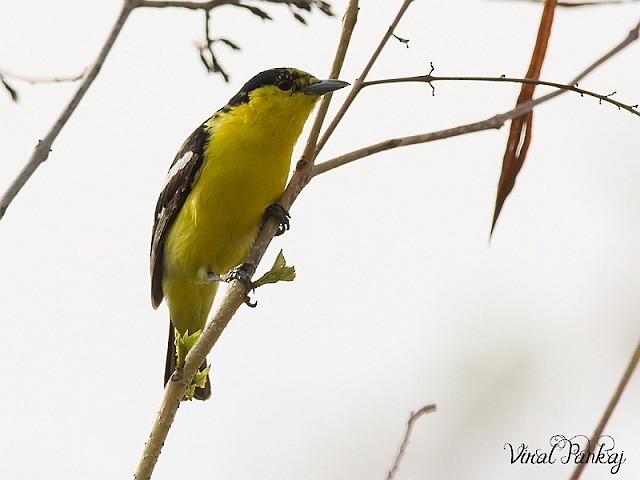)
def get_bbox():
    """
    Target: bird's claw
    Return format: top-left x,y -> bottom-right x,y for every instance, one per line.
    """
224,263 -> 257,307
264,202 -> 290,236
